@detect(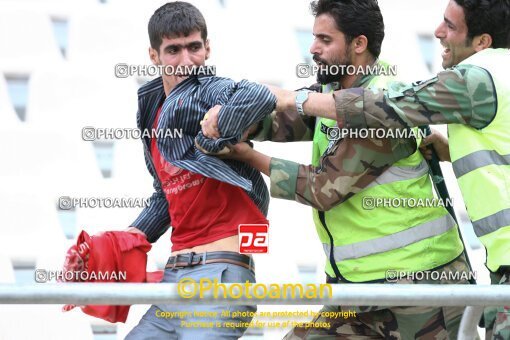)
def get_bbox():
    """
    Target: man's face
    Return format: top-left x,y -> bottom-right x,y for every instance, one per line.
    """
435,0 -> 476,68
310,14 -> 352,84
150,30 -> 210,88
